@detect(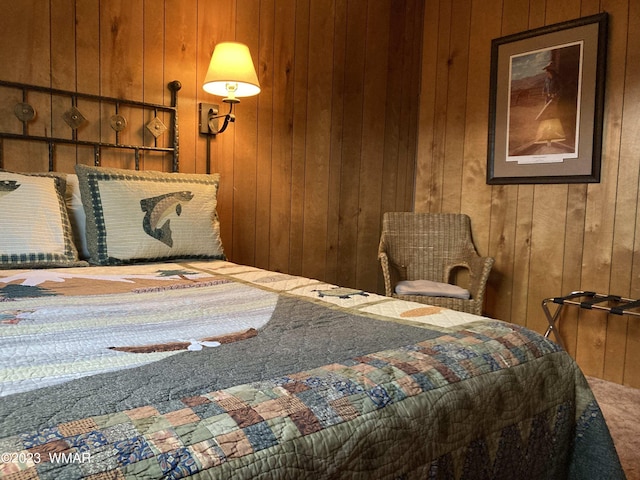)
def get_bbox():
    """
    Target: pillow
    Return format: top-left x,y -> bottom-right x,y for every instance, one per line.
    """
0,171 -> 83,269
395,279 -> 471,299
64,174 -> 90,260
75,164 -> 225,265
